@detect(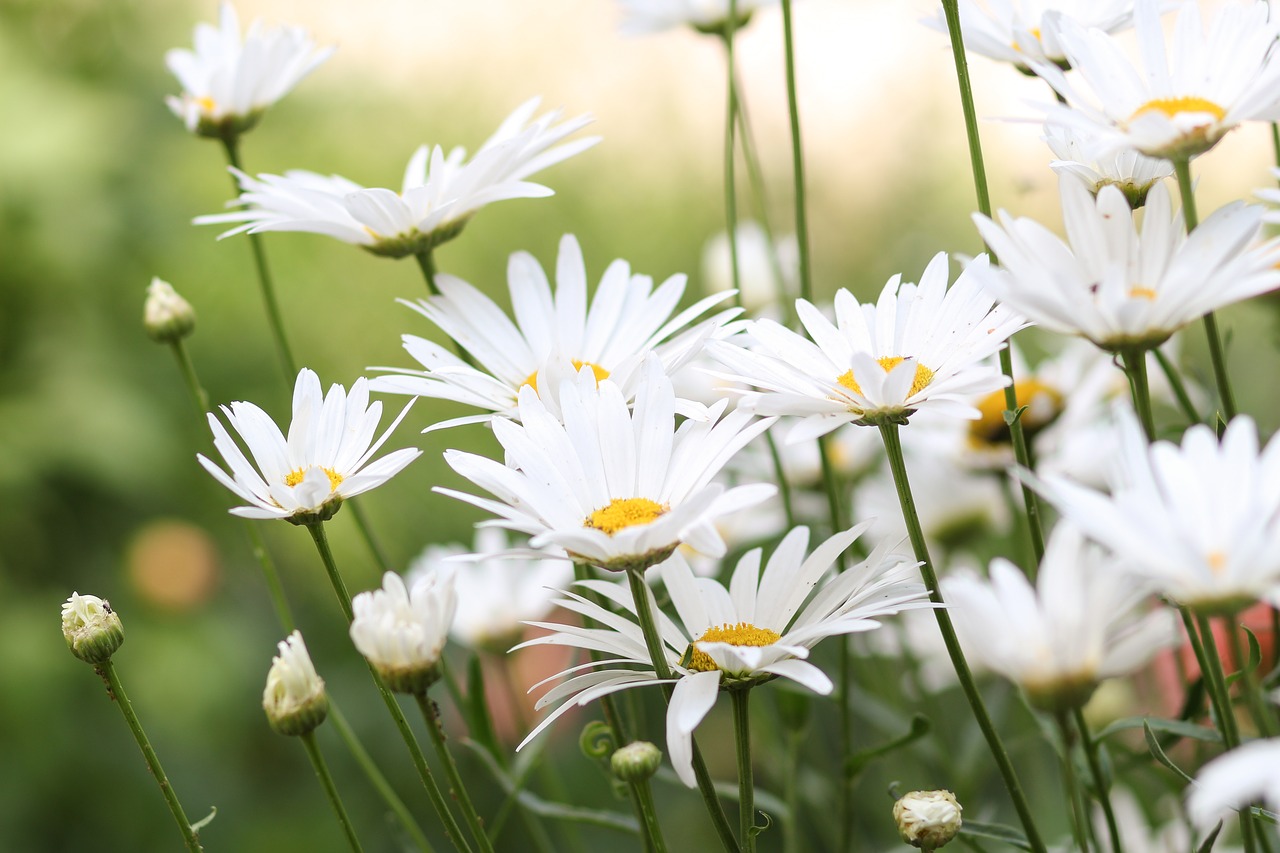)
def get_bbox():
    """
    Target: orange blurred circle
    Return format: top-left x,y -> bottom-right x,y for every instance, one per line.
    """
126,519 -> 220,611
